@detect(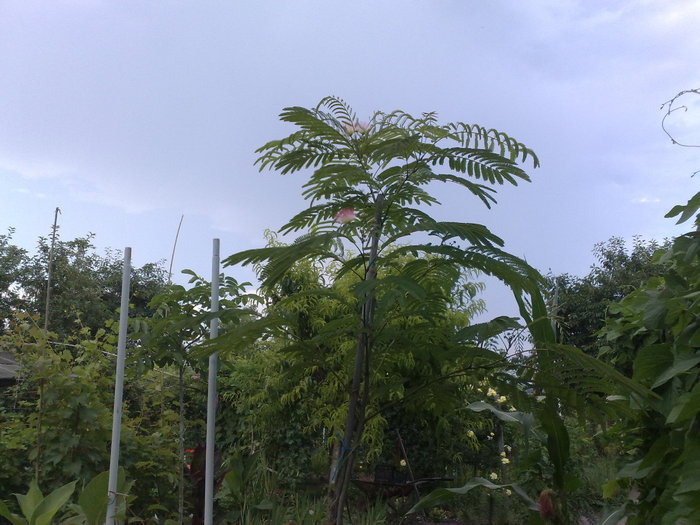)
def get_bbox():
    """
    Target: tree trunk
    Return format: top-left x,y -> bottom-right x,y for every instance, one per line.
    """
328,195 -> 383,524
